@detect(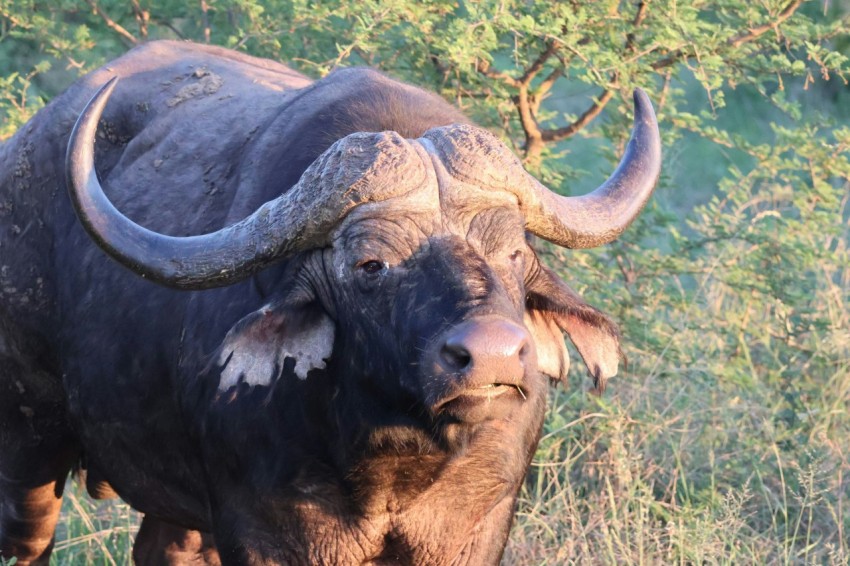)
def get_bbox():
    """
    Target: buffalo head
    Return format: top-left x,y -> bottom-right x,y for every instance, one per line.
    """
65,79 -> 659,431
